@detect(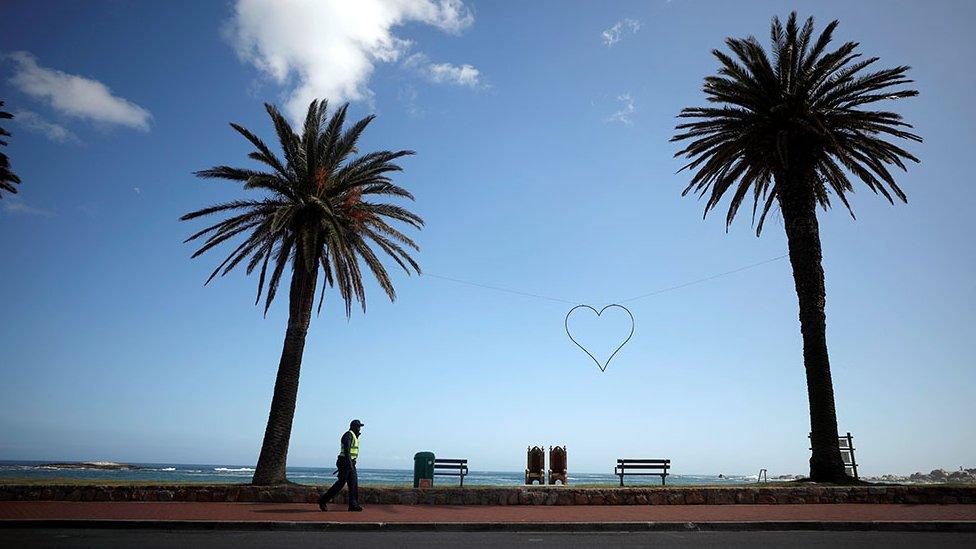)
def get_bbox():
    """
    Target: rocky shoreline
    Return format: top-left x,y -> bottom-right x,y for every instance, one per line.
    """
758,468 -> 976,485
865,468 -> 976,484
